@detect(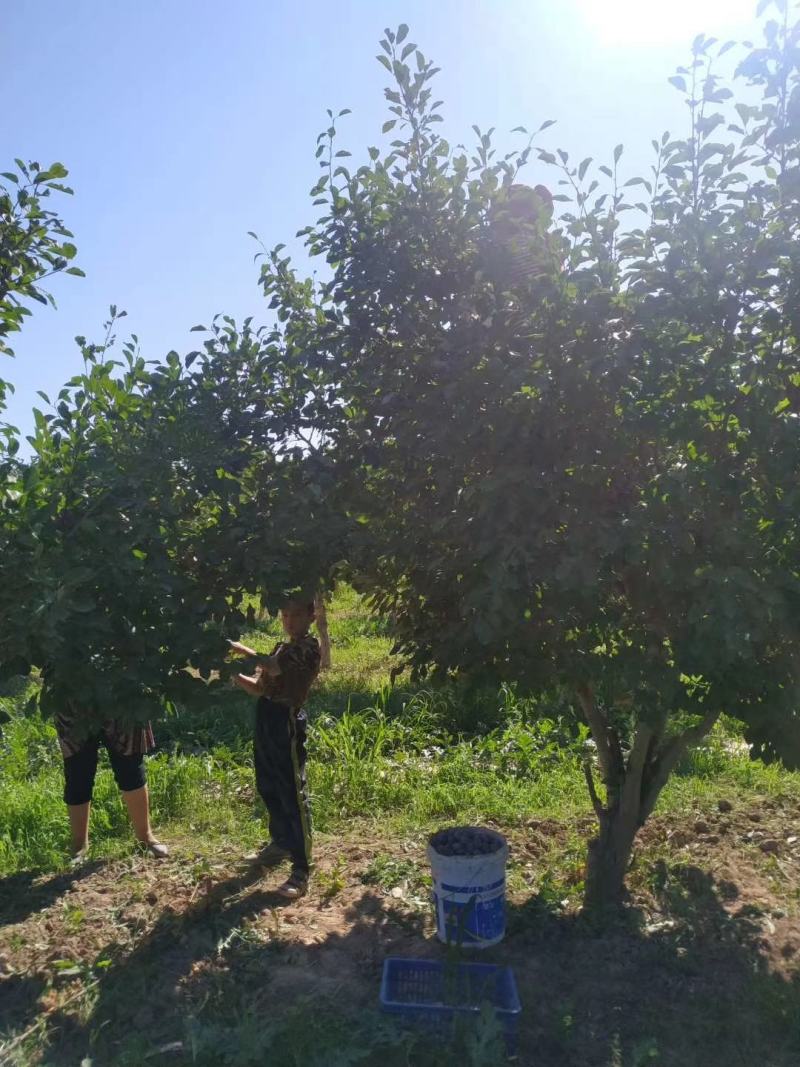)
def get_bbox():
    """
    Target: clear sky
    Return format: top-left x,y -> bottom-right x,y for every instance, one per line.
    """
2,0 -> 762,438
